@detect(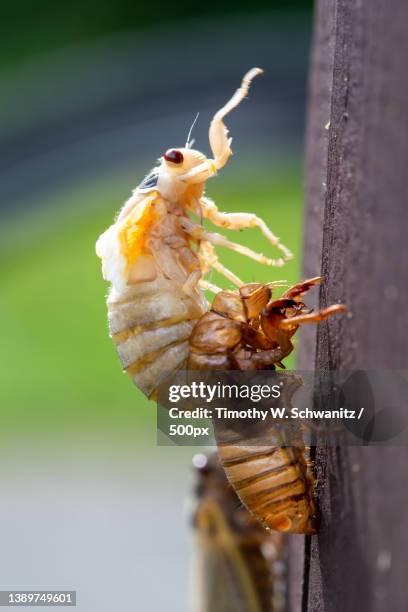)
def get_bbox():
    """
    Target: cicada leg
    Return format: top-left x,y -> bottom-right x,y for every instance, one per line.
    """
199,279 -> 223,294
182,270 -> 203,296
179,68 -> 263,185
208,68 -> 264,171
180,218 -> 288,268
199,196 -> 293,264
279,304 -> 347,330
198,241 -> 243,287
